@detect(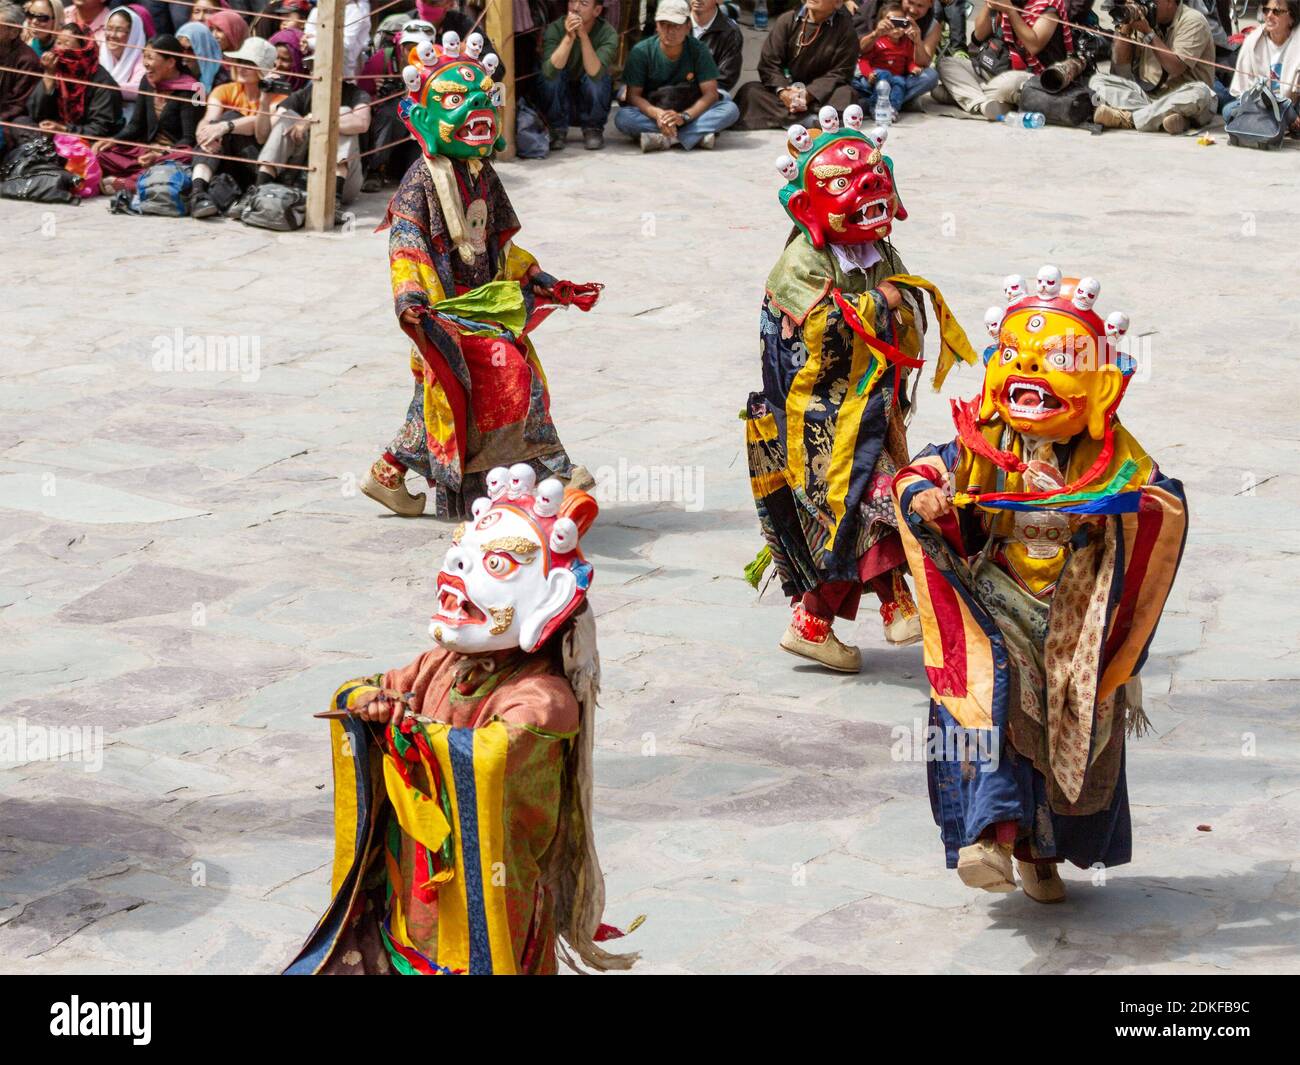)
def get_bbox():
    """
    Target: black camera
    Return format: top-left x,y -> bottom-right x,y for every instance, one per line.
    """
1104,0 -> 1159,25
